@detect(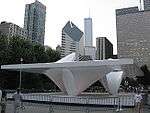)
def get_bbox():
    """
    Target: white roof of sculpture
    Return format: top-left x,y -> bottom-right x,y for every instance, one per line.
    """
1,53 -> 143,96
